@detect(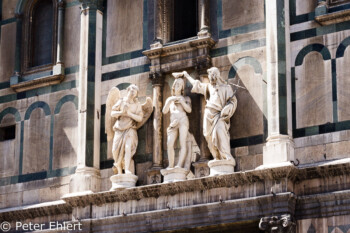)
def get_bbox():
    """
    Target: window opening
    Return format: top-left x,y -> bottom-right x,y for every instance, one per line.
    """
173,0 -> 197,41
30,0 -> 54,67
0,125 -> 16,141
